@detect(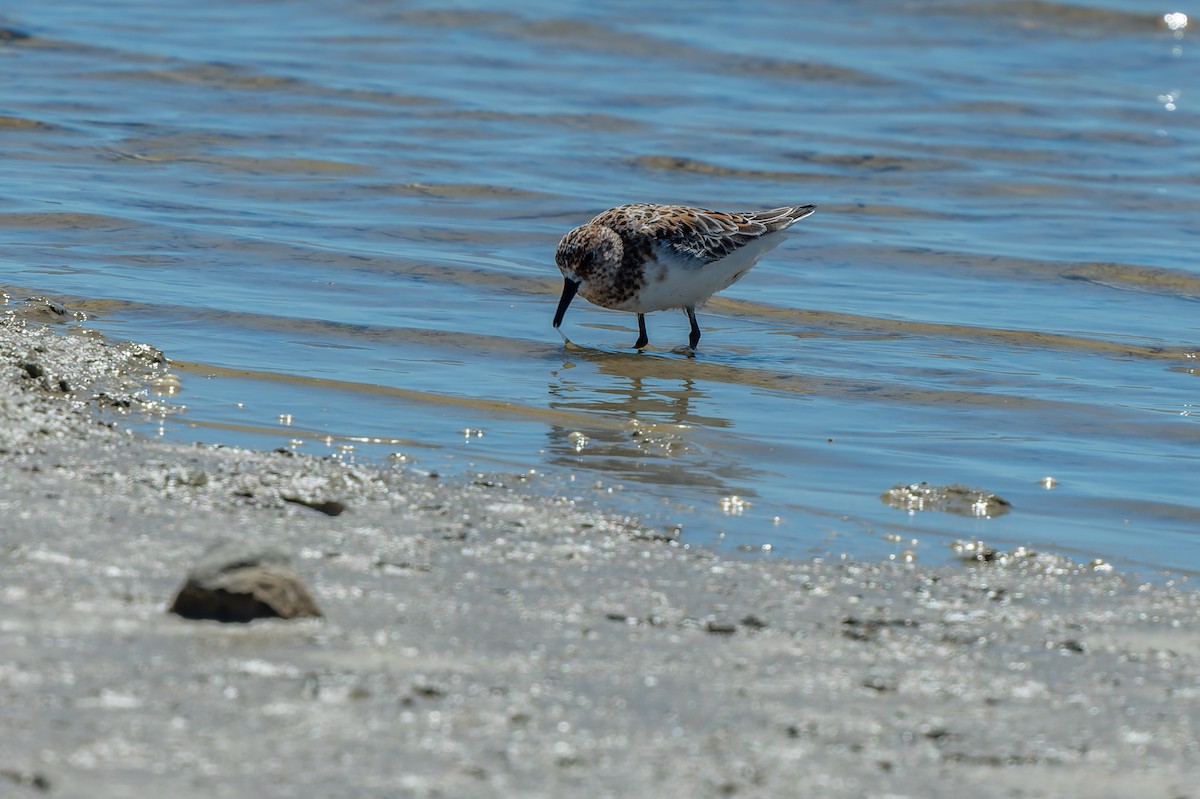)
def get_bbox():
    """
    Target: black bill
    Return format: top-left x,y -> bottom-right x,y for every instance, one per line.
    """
553,278 -> 580,329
